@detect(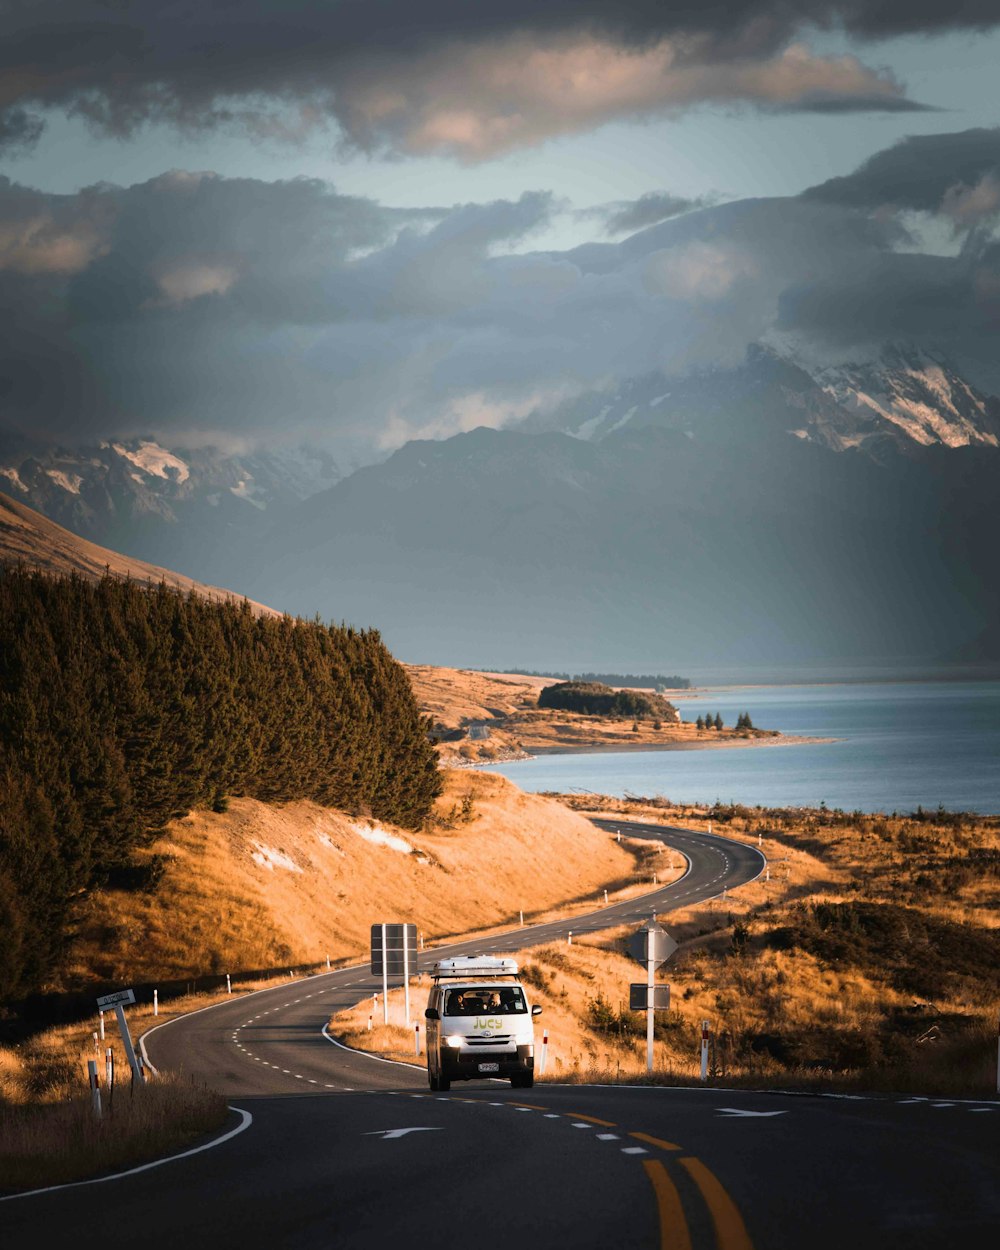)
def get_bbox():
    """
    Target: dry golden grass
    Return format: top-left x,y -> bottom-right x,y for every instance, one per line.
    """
64,769 -> 639,991
0,1075 -> 227,1191
0,994 -> 237,1192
